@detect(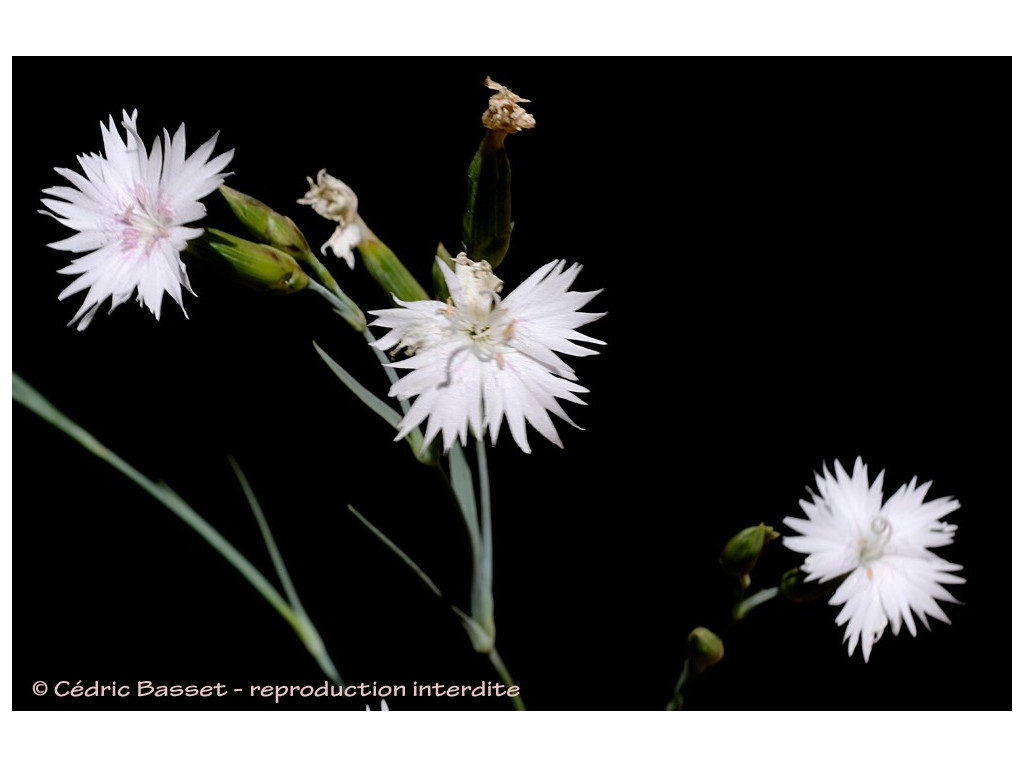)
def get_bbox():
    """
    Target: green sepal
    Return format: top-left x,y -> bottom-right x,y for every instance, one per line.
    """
219,185 -> 313,257
356,220 -> 430,303
720,523 -> 780,578
687,627 -> 725,674
462,133 -> 512,269
191,229 -> 309,293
